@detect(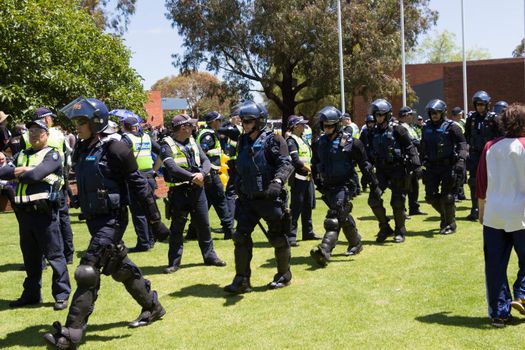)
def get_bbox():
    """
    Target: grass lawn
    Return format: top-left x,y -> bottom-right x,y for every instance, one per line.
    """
0,187 -> 522,349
